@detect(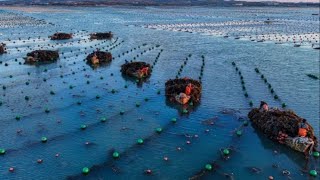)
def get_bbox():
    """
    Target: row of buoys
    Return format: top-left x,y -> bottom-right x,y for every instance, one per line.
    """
176,54 -> 192,78
254,67 -> 286,108
232,62 -> 253,107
